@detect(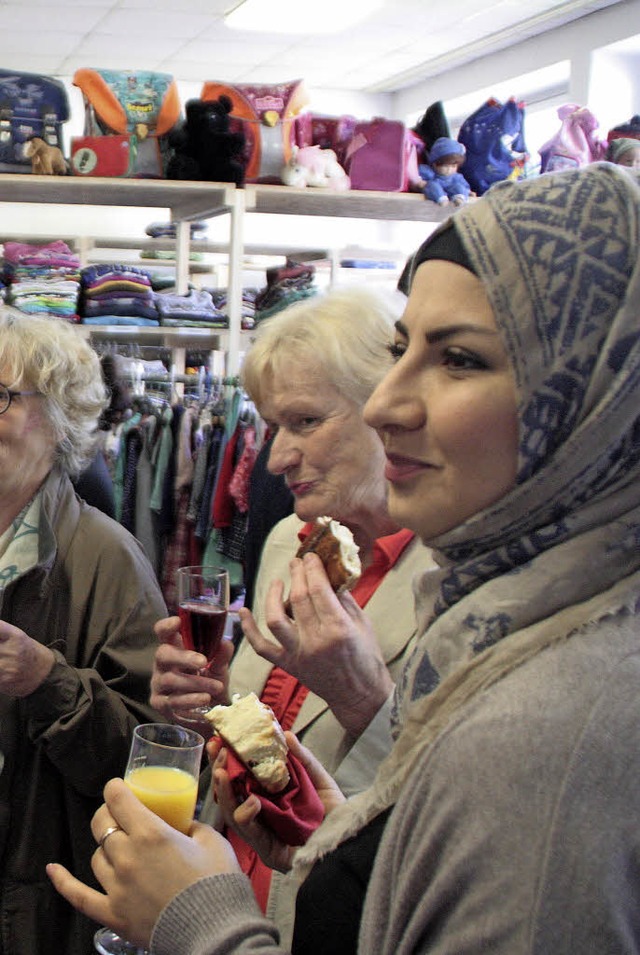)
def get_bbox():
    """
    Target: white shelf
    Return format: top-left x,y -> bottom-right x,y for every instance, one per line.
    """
0,174 -> 236,222
0,176 -> 449,375
243,183 -> 450,222
76,324 -> 230,344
